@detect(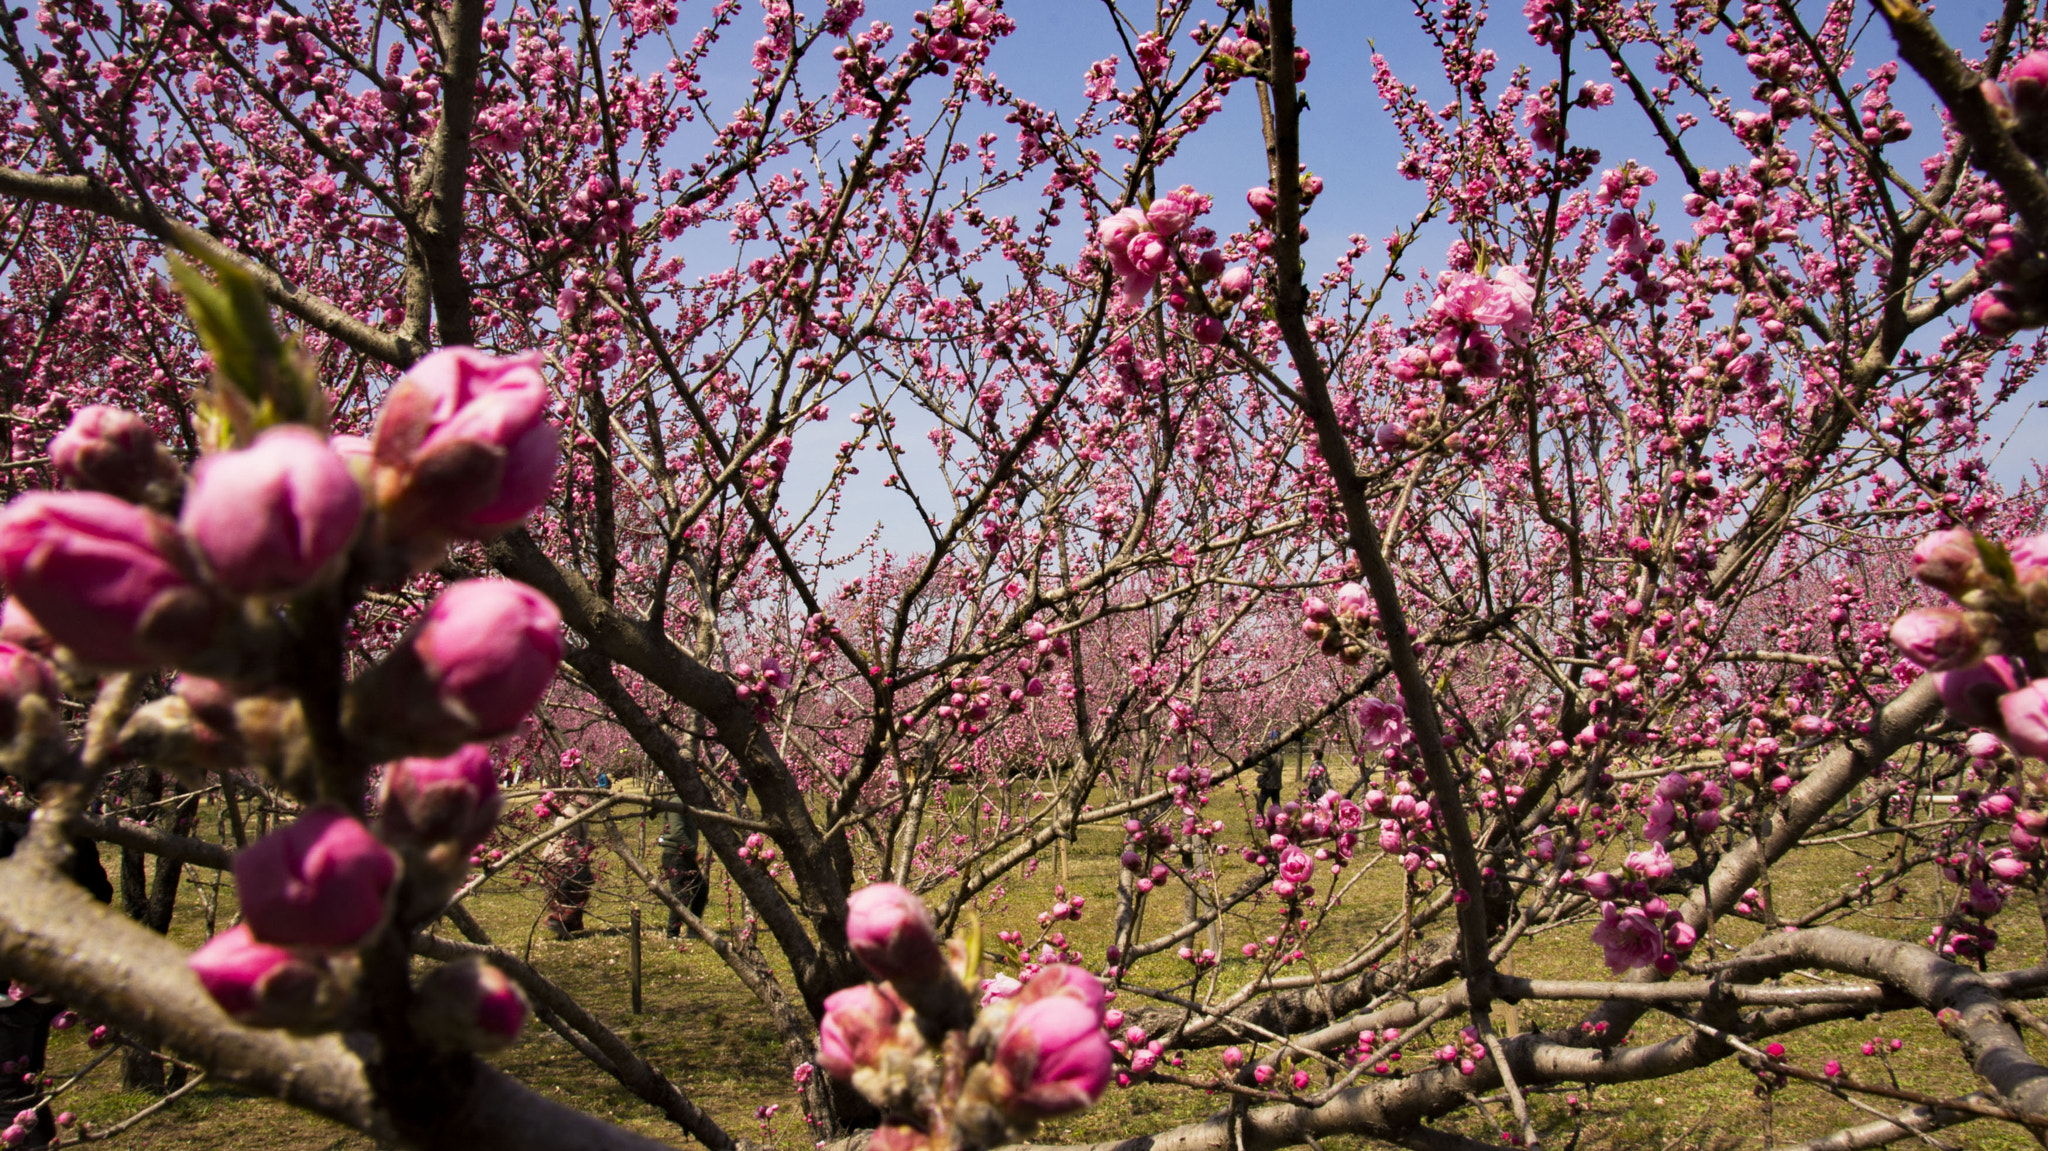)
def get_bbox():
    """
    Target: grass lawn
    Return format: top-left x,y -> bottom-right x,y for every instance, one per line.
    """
28,761 -> 2043,1150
